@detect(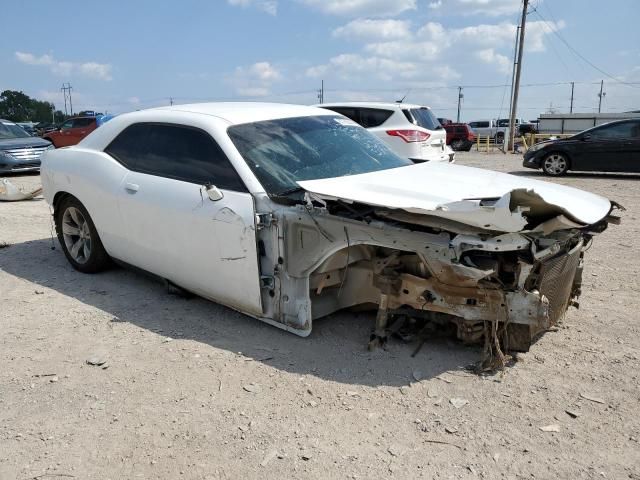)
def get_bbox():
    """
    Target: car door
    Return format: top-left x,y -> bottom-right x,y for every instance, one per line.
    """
575,122 -> 632,172
104,122 -> 263,316
628,122 -> 640,172
71,118 -> 96,144
55,119 -> 75,147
